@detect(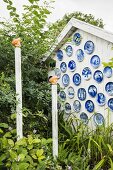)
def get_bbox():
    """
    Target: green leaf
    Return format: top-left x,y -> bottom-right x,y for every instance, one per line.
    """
0,123 -> 8,128
9,150 -> 17,159
8,139 -> 14,147
0,154 -> 6,162
36,149 -> 44,157
92,158 -> 105,170
18,154 -> 25,161
33,138 -> 41,143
